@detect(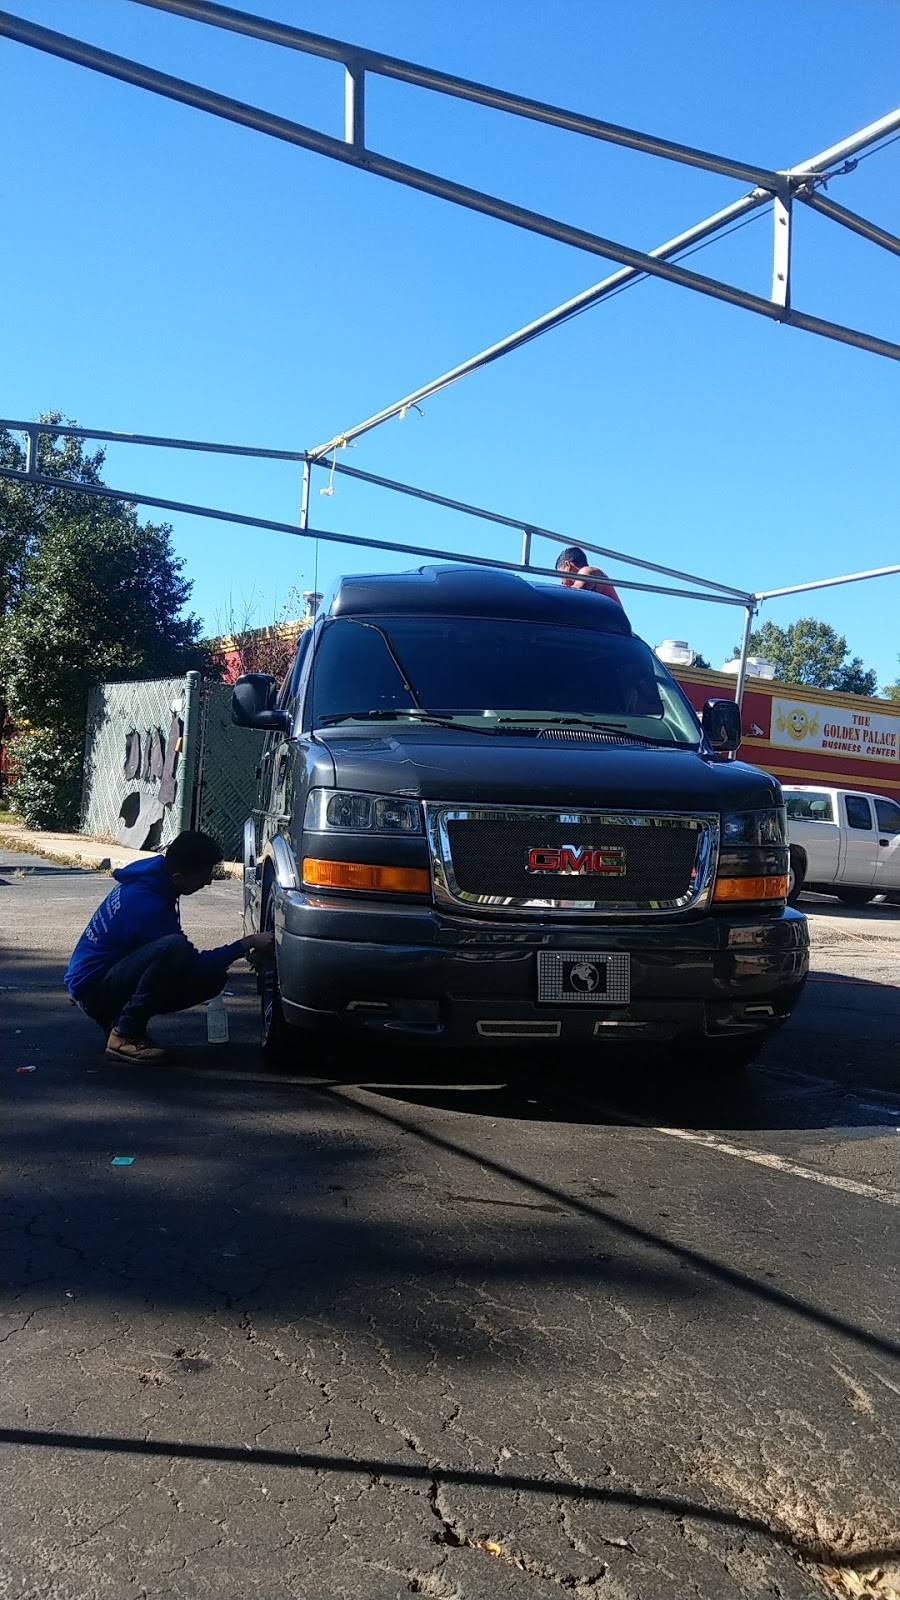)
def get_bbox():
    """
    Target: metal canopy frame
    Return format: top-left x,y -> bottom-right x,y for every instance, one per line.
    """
1,417 -> 897,711
1,3 -> 897,704
1,0 -> 899,411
